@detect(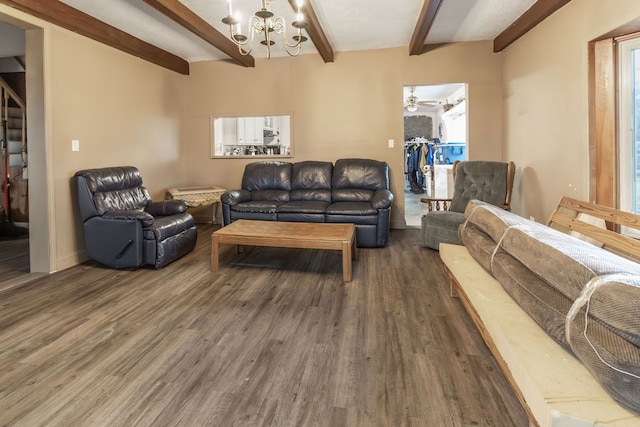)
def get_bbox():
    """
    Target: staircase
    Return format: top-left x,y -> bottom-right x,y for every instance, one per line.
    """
1,77 -> 28,225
